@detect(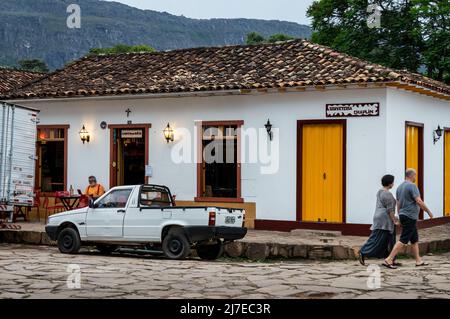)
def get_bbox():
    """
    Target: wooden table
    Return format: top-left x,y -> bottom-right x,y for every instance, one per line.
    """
13,205 -> 30,222
59,195 -> 81,211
